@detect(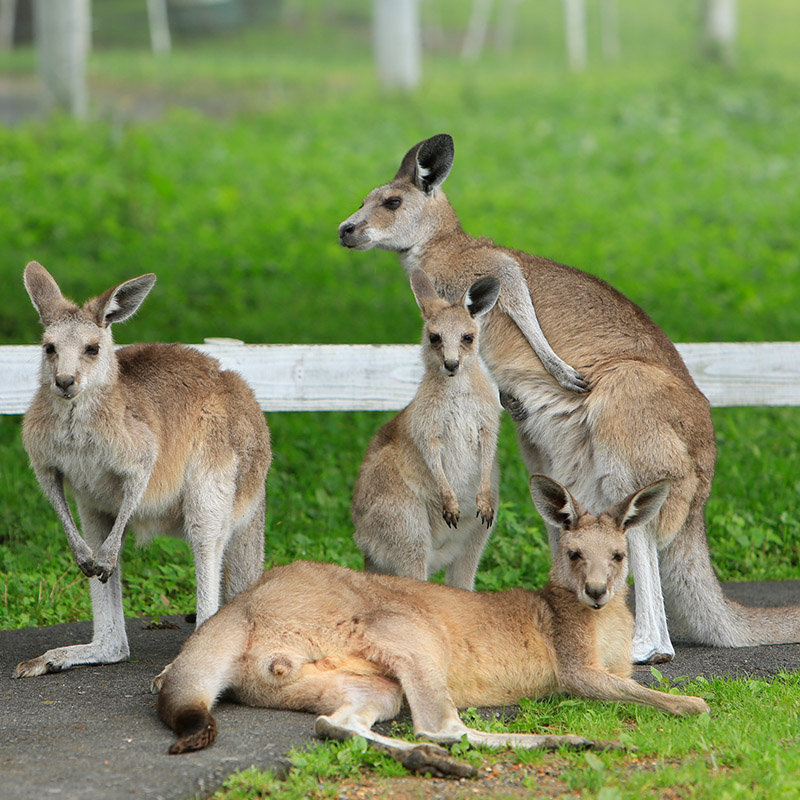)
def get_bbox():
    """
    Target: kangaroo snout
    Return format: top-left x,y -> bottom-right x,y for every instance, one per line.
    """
54,373 -> 78,398
338,221 -> 356,244
443,358 -> 460,376
338,220 -> 370,249
584,582 -> 609,609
